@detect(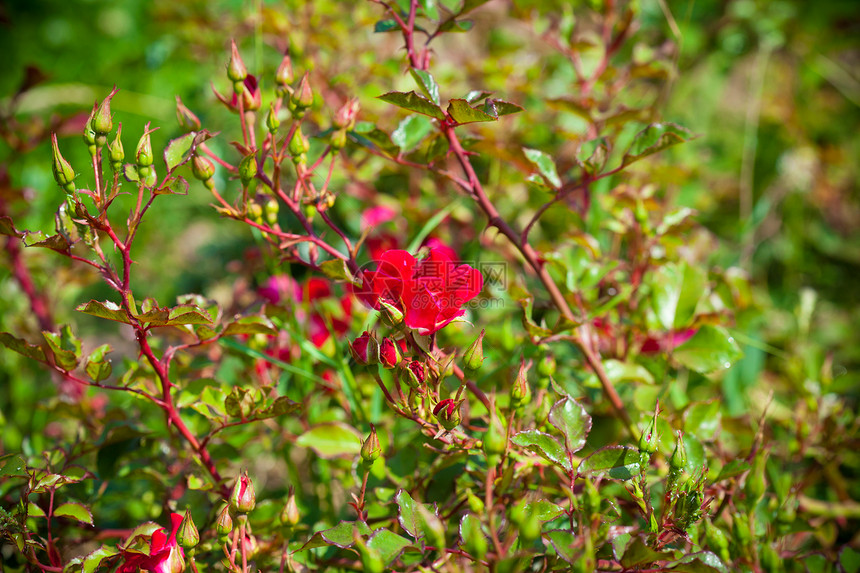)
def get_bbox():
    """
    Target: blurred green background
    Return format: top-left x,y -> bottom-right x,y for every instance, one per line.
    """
0,0 -> 858,546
